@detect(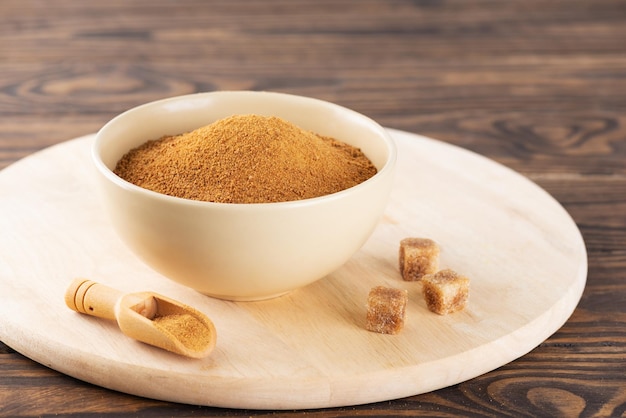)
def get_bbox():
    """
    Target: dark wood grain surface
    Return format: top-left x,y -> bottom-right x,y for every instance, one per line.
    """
1,1 -> 625,416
